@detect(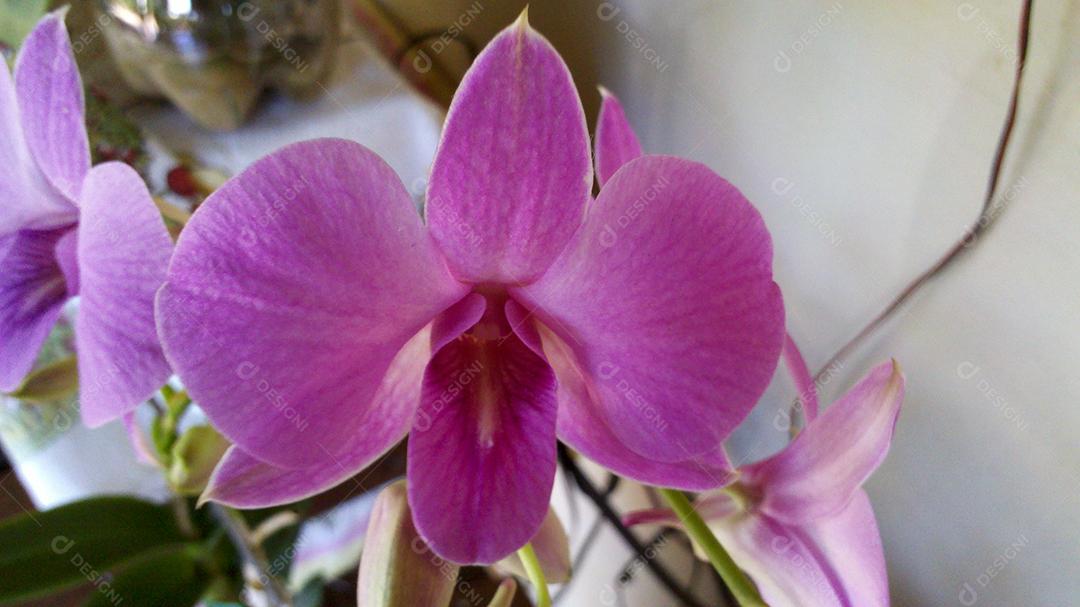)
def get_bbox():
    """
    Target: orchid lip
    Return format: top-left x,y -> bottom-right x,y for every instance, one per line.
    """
456,296 -> 516,446
428,289 -> 549,449
408,283 -> 559,565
